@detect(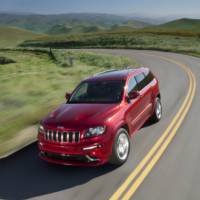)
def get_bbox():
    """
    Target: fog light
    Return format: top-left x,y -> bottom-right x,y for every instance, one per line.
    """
83,145 -> 98,151
83,144 -> 102,151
